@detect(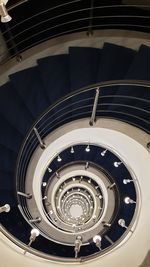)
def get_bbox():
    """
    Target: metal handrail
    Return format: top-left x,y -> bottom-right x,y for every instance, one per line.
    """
26,79 -> 150,128
3,22 -> 150,60
3,4 -> 150,34
2,0 -> 83,34
5,14 -> 150,44
7,0 -> 29,11
15,80 -> 150,248
4,7 -> 92,40
16,79 -> 150,194
0,2 -> 150,62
